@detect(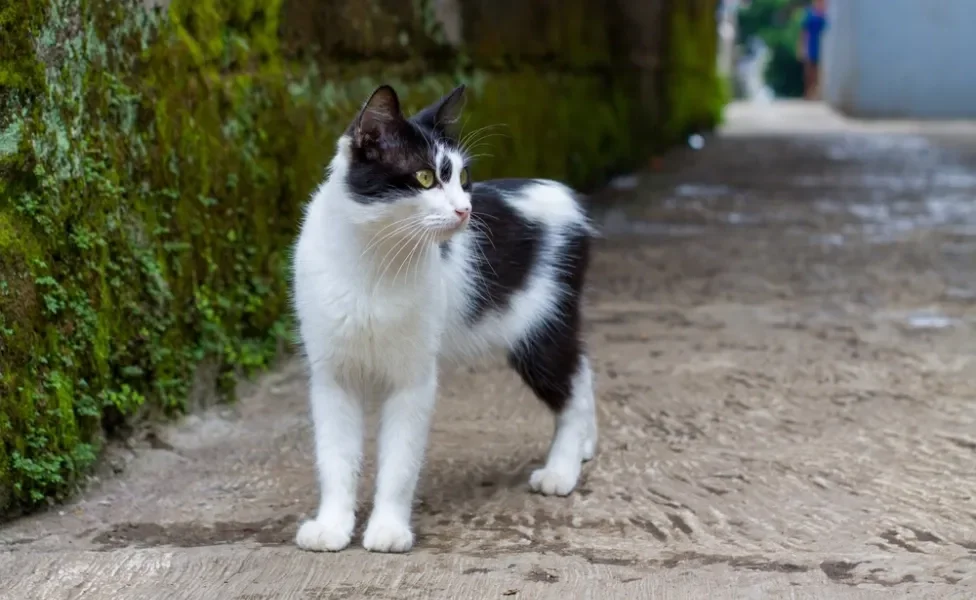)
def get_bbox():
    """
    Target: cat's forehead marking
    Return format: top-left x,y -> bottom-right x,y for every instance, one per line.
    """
450,150 -> 464,173
435,143 -> 460,185
434,144 -> 446,173
448,151 -> 463,184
